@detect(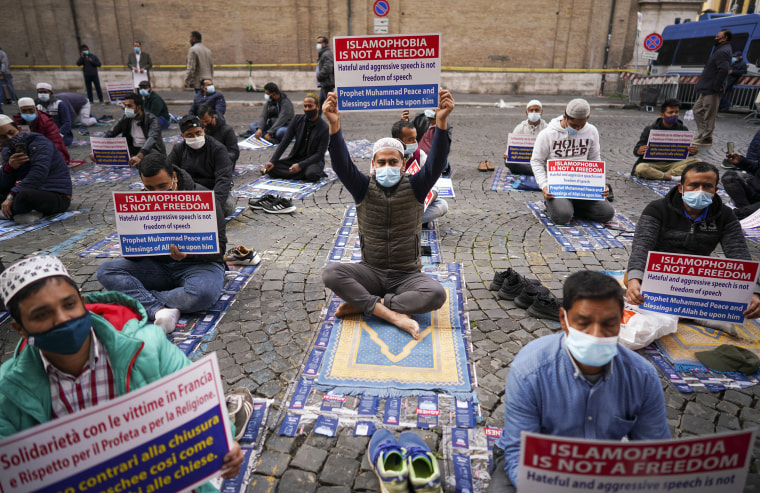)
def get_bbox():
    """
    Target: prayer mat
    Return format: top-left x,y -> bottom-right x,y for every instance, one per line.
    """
526,201 -> 635,252
238,135 -> 275,150
234,168 -> 337,200
618,172 -> 735,206
233,163 -> 264,177
0,211 -> 80,242
68,140 -> 90,148
327,205 -> 441,264
344,139 -> 374,160
71,165 -> 138,186
315,283 -> 474,400
162,134 -> 184,144
490,167 -> 541,192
